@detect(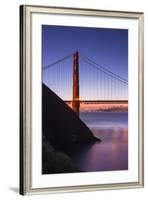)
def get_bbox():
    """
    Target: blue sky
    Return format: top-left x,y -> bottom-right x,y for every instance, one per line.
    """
42,25 -> 128,100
